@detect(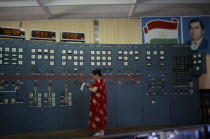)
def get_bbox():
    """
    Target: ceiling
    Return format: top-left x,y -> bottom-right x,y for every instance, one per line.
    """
0,0 -> 210,21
